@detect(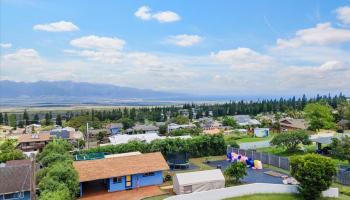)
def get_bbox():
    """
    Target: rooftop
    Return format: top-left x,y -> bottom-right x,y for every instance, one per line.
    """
73,152 -> 169,182
0,163 -> 31,194
17,133 -> 51,143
